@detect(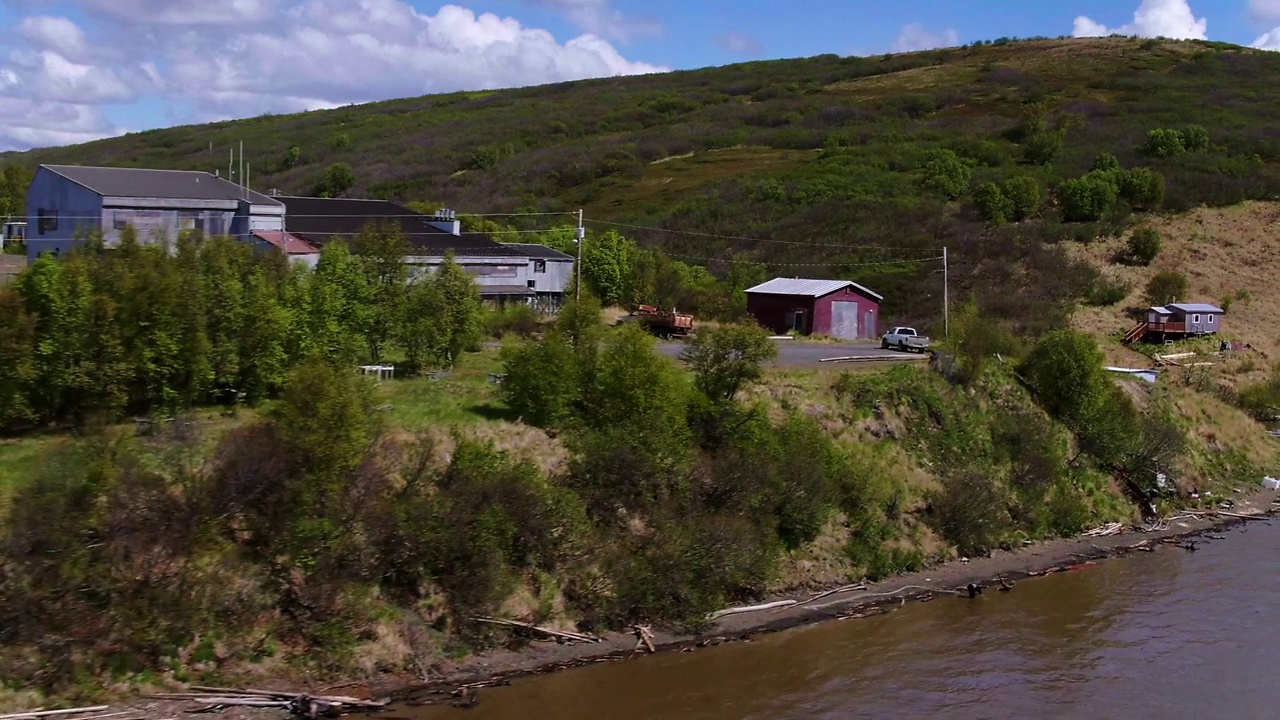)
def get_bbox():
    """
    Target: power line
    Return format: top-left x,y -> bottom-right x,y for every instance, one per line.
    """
665,253 -> 946,268
585,218 -> 939,252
